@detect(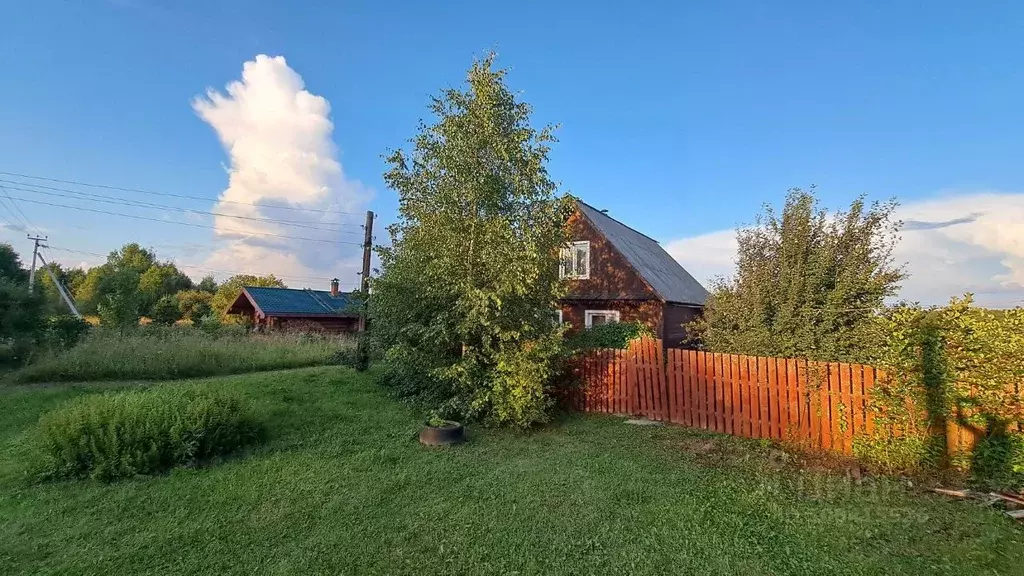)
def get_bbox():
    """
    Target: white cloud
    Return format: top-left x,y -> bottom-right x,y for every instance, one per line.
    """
192,55 -> 371,288
664,192 -> 1024,308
